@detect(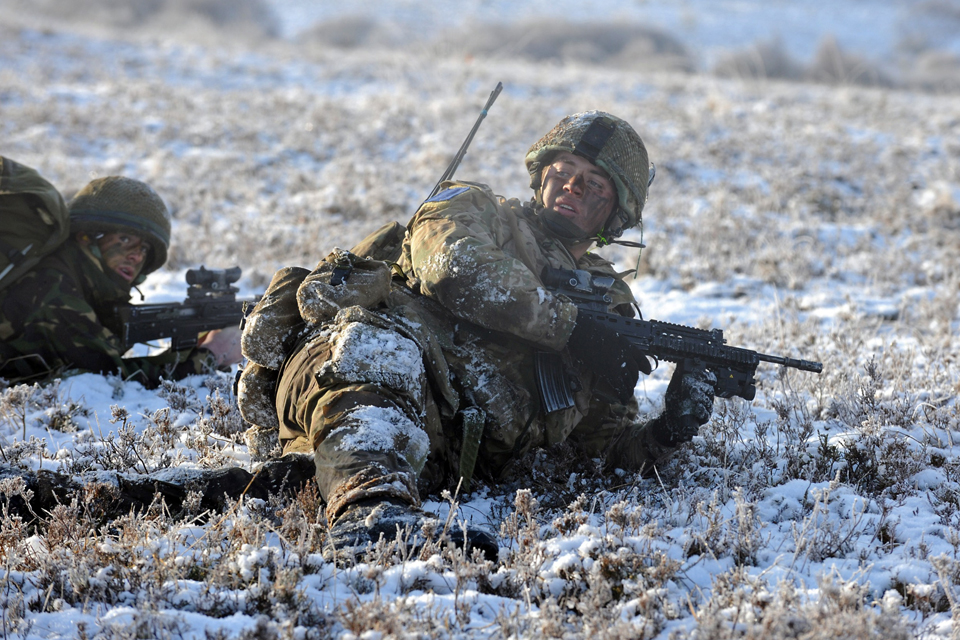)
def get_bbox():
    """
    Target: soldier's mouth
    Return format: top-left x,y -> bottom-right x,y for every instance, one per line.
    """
115,266 -> 135,281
